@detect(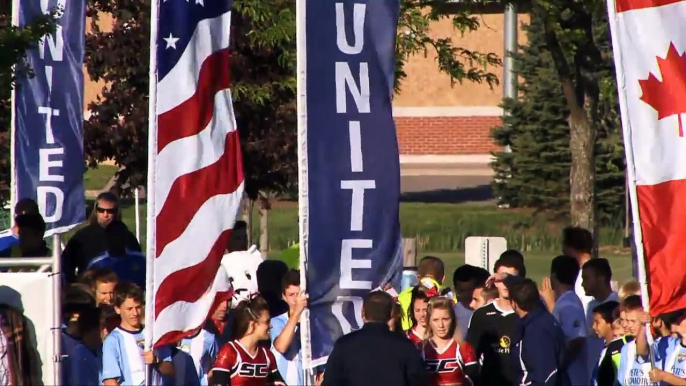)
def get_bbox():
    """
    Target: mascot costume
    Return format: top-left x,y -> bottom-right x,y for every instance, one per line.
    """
220,245 -> 264,307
